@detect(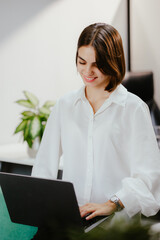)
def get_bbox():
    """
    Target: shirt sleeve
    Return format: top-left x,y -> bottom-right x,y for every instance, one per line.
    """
31,100 -> 62,179
116,101 -> 160,217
